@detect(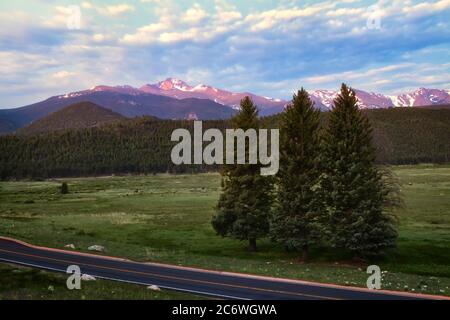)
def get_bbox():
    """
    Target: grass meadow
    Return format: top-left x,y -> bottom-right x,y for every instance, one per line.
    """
0,164 -> 449,299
